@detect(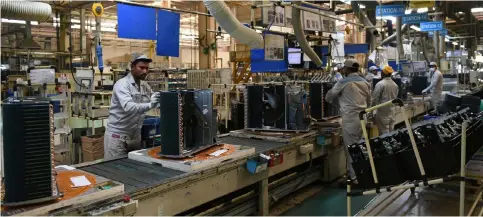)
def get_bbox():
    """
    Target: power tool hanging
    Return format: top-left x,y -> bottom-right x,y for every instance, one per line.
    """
92,2 -> 104,87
